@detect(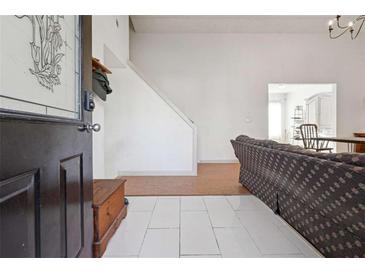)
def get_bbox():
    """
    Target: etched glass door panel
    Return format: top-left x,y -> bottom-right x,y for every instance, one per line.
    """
0,15 -> 81,119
